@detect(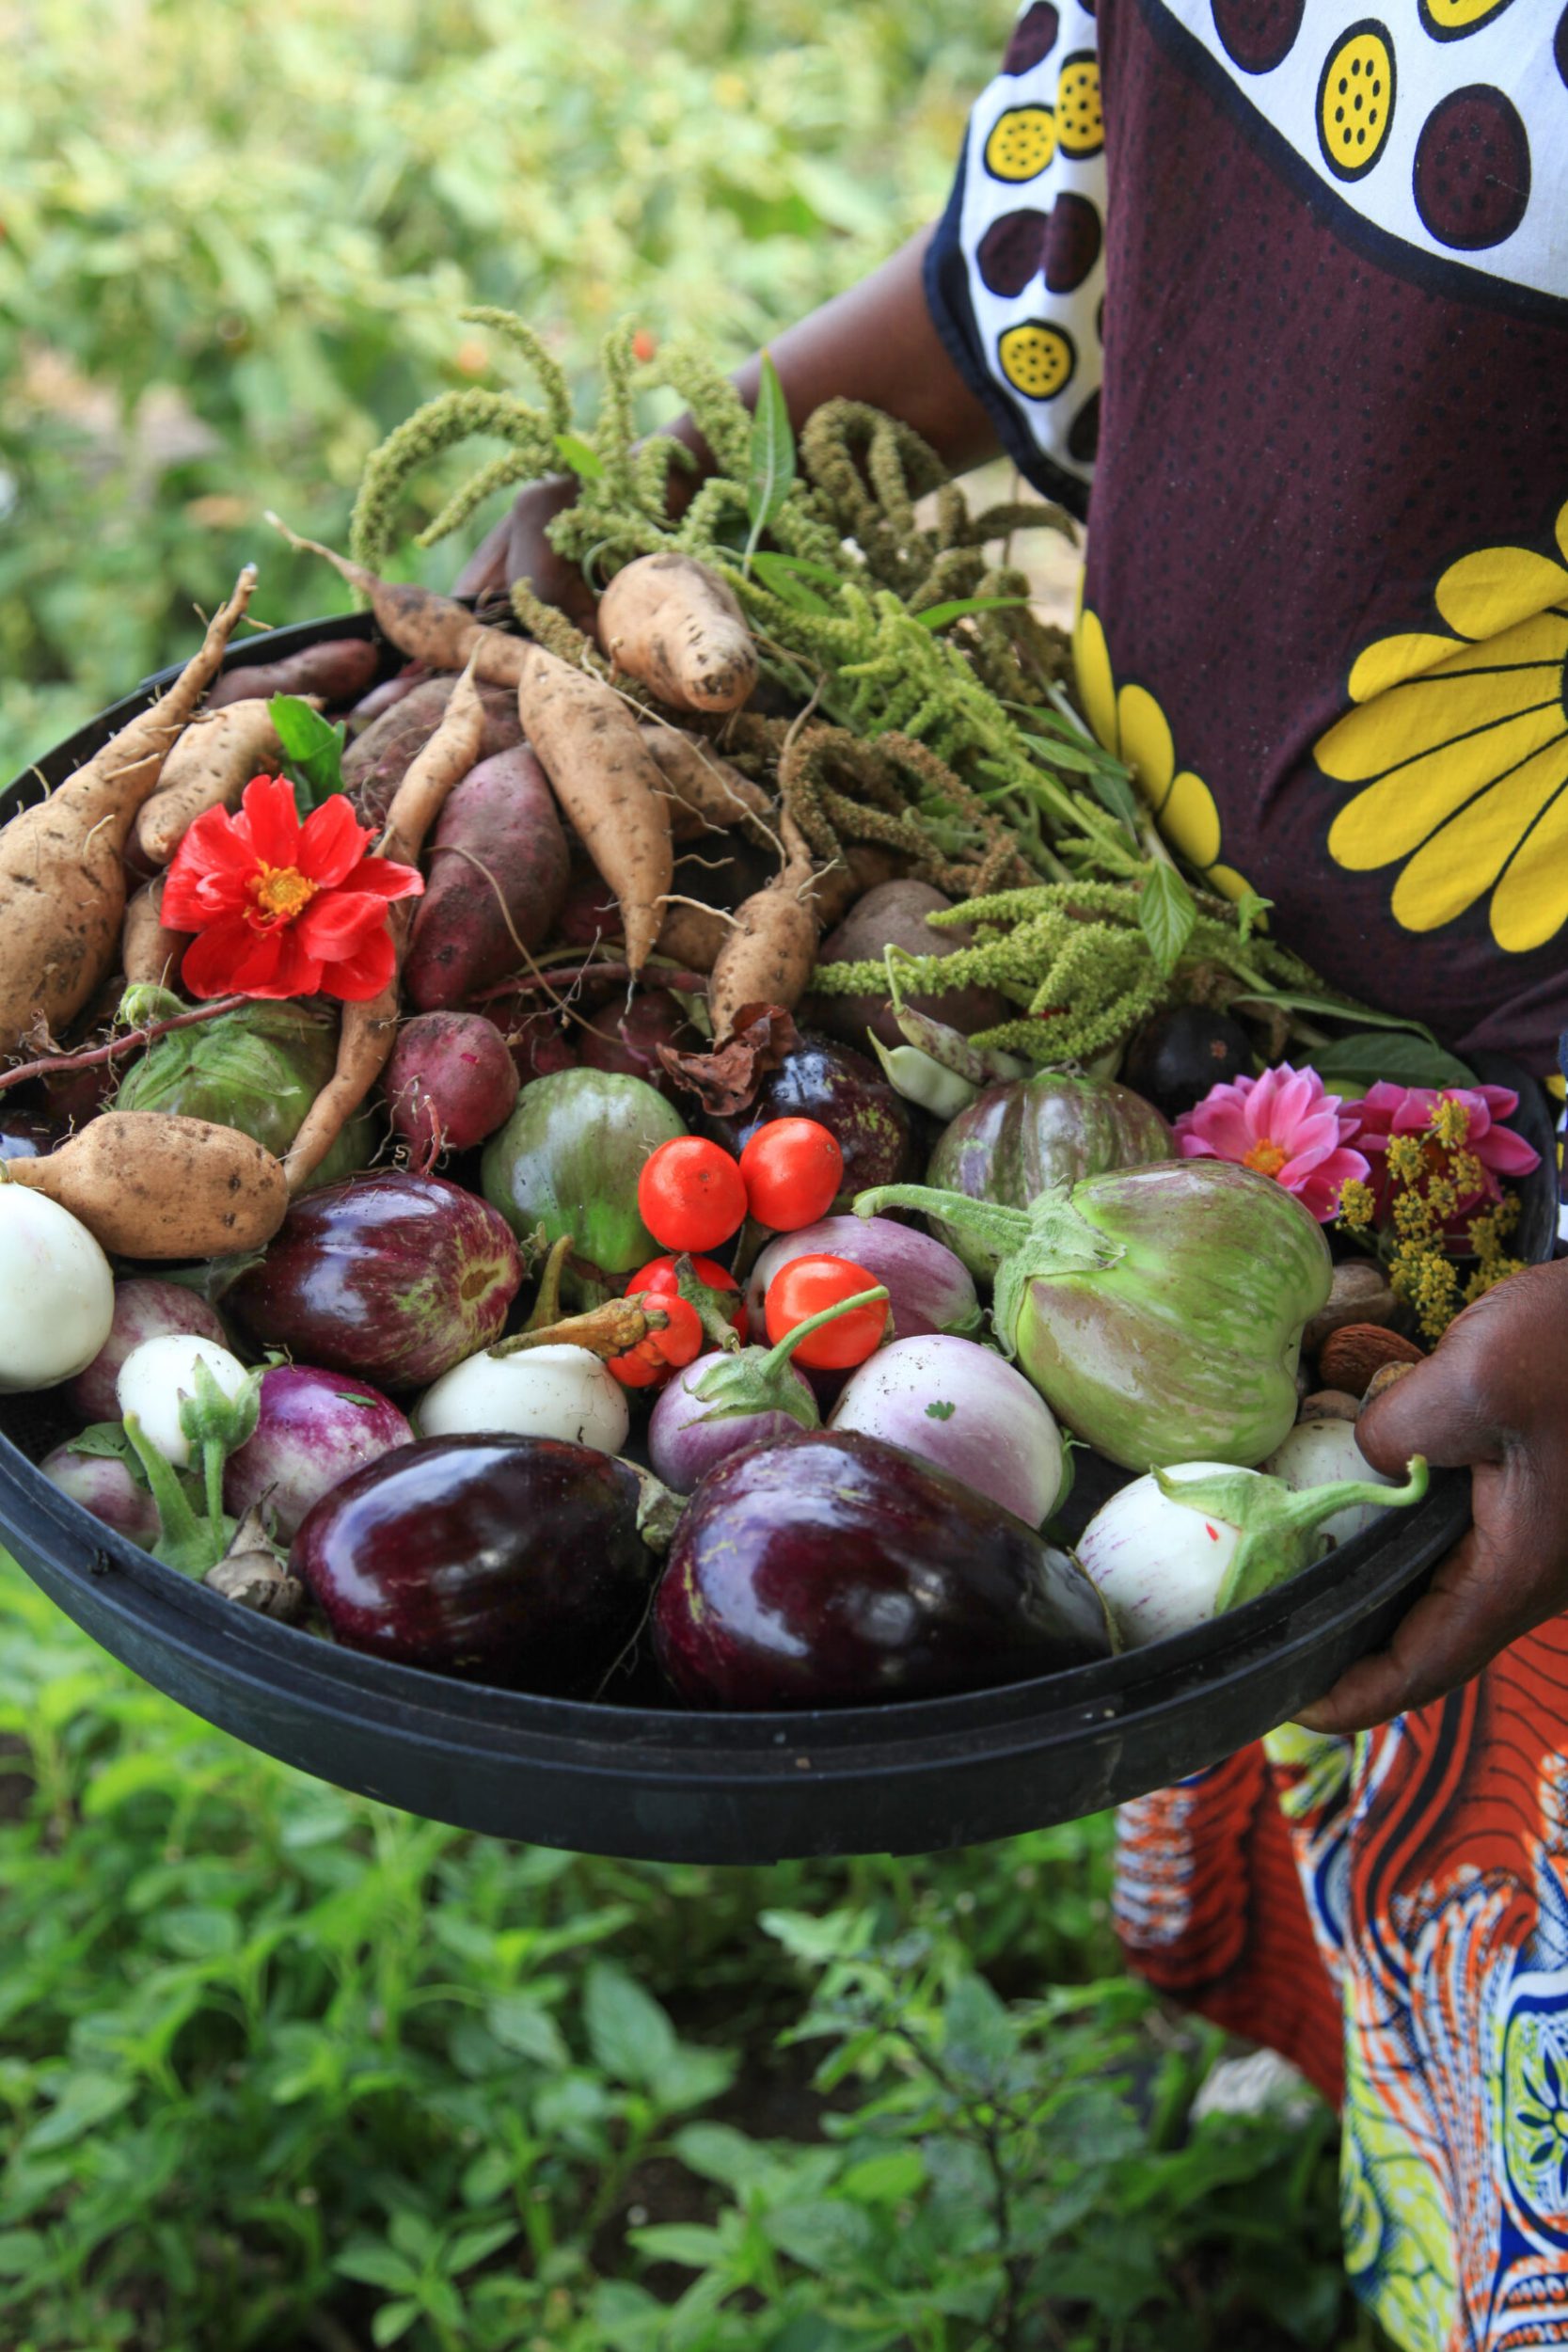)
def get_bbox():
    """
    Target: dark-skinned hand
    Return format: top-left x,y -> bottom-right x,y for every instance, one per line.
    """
451,473 -> 597,625
1296,1255 -> 1568,1734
